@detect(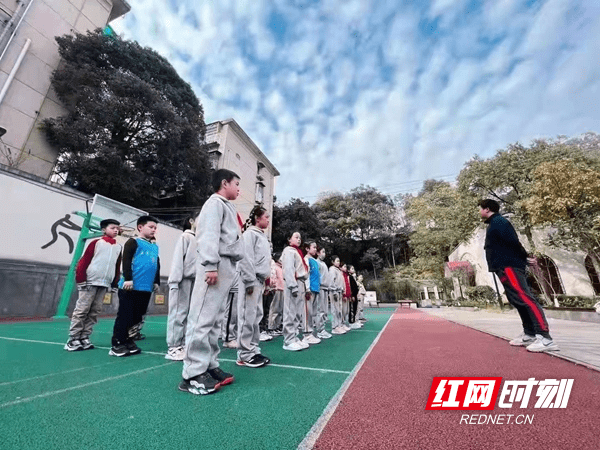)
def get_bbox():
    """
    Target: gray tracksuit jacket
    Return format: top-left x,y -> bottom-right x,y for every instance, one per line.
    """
197,194 -> 244,270
238,226 -> 271,288
167,230 -> 197,286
